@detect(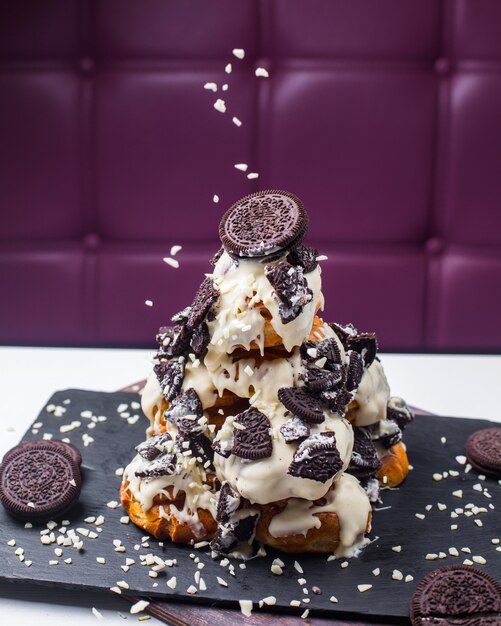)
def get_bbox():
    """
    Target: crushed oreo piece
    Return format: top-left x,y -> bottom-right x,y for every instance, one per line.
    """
301,338 -> 342,369
369,419 -> 402,449
216,482 -> 240,522
264,262 -> 313,324
386,396 -> 414,430
212,438 -> 233,459
179,431 -> 214,467
288,432 -> 343,483
164,388 -> 203,433
156,324 -> 191,359
278,387 -> 325,424
329,322 -> 358,348
154,359 -> 185,402
232,407 -> 272,460
280,416 -> 310,443
348,428 -> 381,479
187,277 -> 219,330
190,321 -> 210,358
320,387 -> 352,416
135,433 -> 172,461
346,350 -> 364,392
303,366 -> 344,392
135,452 -> 178,478
347,332 -> 378,368
289,244 -> 318,273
